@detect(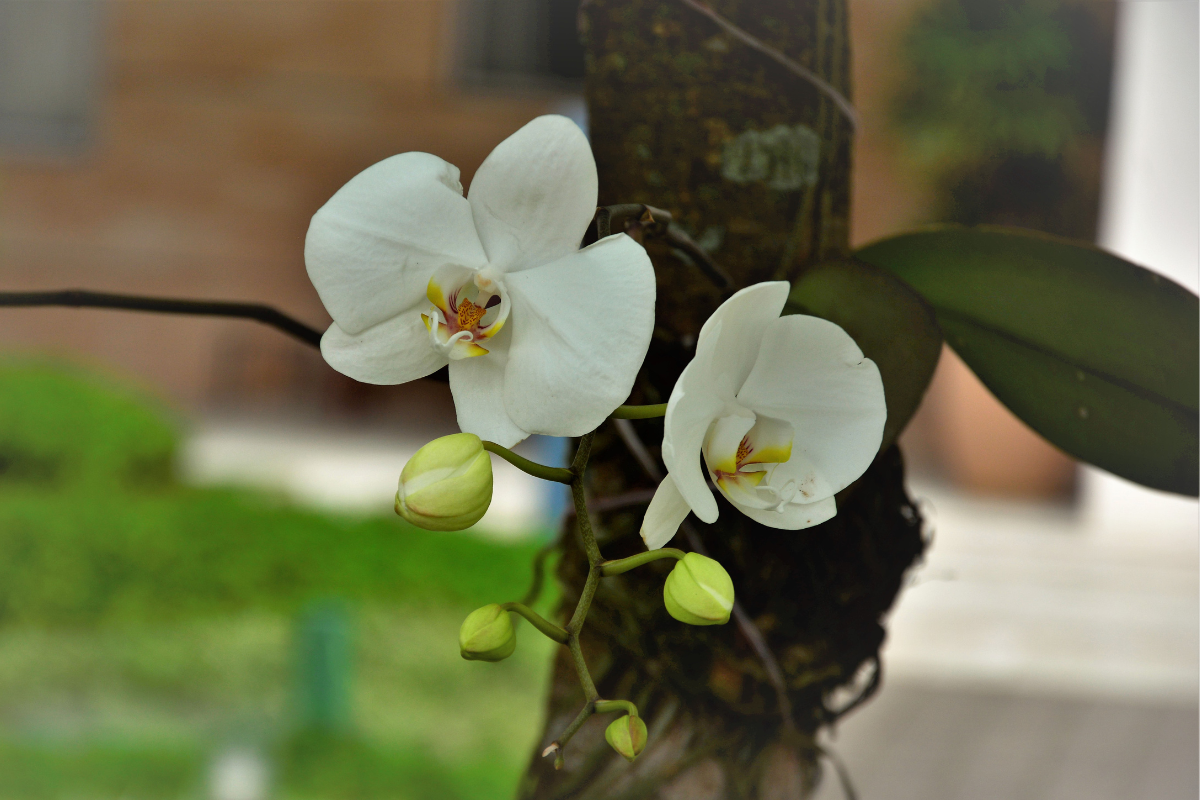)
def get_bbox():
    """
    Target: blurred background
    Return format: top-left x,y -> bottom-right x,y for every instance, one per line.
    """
0,1 -> 1195,798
